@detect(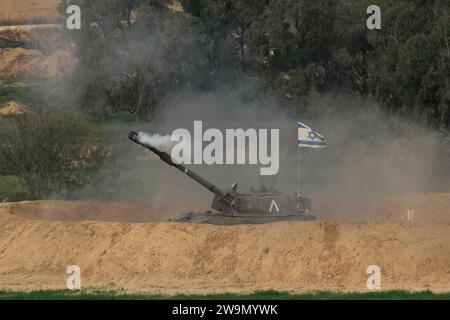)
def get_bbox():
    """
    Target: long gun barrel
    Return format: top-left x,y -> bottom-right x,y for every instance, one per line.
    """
128,131 -> 232,205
